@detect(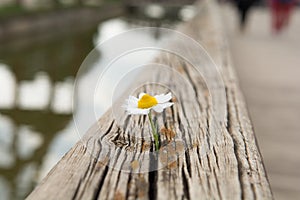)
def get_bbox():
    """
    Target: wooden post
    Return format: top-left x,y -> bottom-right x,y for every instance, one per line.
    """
27,0 -> 273,199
